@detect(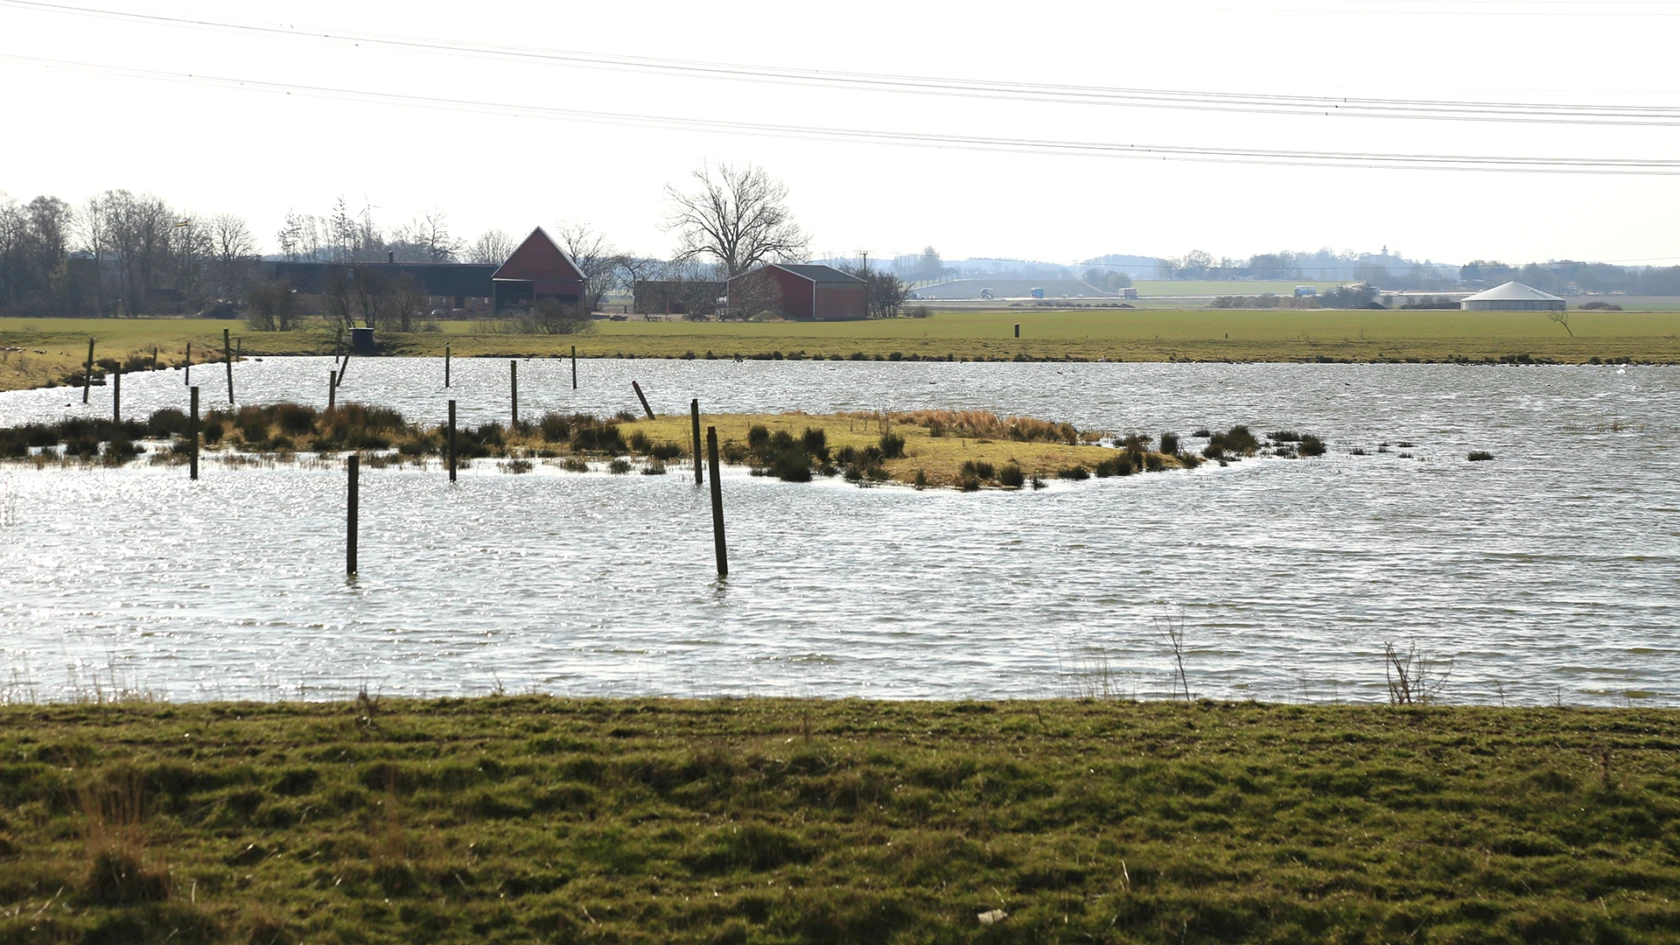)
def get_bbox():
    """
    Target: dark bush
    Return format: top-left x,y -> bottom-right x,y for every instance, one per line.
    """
1058,466 -> 1090,480
1160,432 -> 1180,455
801,427 -> 828,460
960,460 -> 995,480
997,464 -> 1025,488
201,423 -> 224,446
538,413 -> 573,442
275,403 -> 317,436
1468,451 -> 1495,462
608,458 -> 632,474
1203,425 -> 1259,459
1269,431 -> 1302,443
63,435 -> 101,457
147,409 -> 190,437
879,433 -> 905,459
770,449 -> 812,482
629,431 -> 652,454
747,425 -> 771,451
650,442 -> 683,461
571,423 -> 626,454
769,430 -> 795,453
104,439 -> 142,463
1299,435 -> 1327,457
